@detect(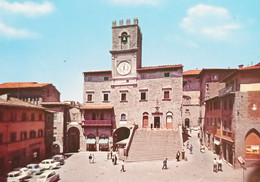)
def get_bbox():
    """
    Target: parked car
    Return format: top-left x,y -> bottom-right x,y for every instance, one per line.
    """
26,164 -> 45,175
13,167 -> 32,179
37,171 -> 60,182
191,126 -> 200,131
39,159 -> 60,170
7,170 -> 27,182
52,155 -> 65,165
